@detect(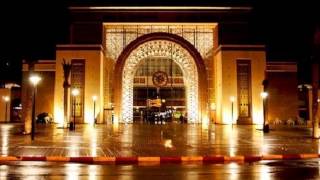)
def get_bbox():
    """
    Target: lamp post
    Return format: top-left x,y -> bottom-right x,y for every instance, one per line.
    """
261,92 -> 269,133
92,95 -> 97,126
2,96 -> 10,122
70,88 -> 79,131
29,74 -> 42,141
230,96 -> 235,127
